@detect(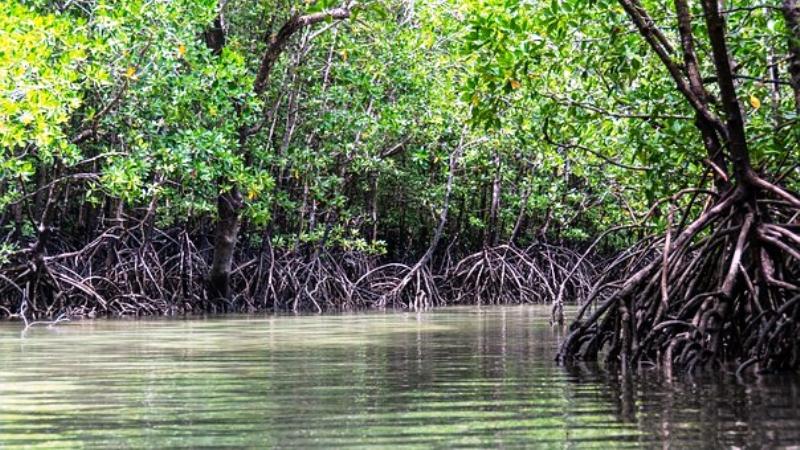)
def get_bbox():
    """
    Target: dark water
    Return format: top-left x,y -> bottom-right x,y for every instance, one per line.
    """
0,306 -> 799,448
